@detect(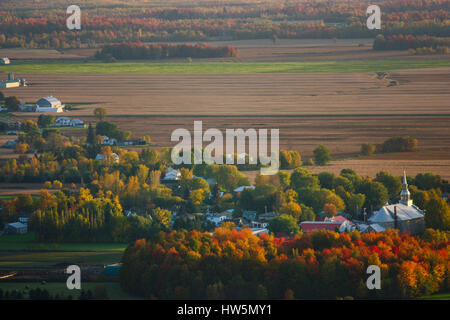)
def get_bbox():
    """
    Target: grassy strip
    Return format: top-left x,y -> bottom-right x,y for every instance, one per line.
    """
0,251 -> 124,267
0,233 -> 128,251
1,60 -> 450,74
